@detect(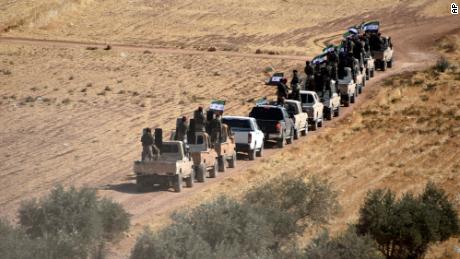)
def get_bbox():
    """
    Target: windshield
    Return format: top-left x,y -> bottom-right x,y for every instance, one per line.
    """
301,94 -> 315,104
222,118 -> 253,131
249,107 -> 284,120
